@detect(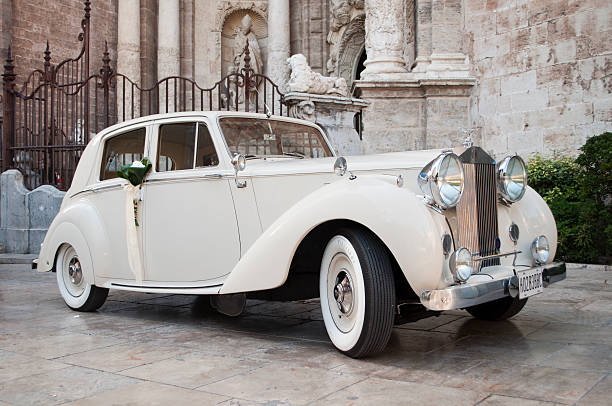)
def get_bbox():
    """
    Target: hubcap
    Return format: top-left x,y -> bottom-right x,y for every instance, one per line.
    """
61,247 -> 85,297
68,258 -> 83,285
333,271 -> 353,314
327,252 -> 358,333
